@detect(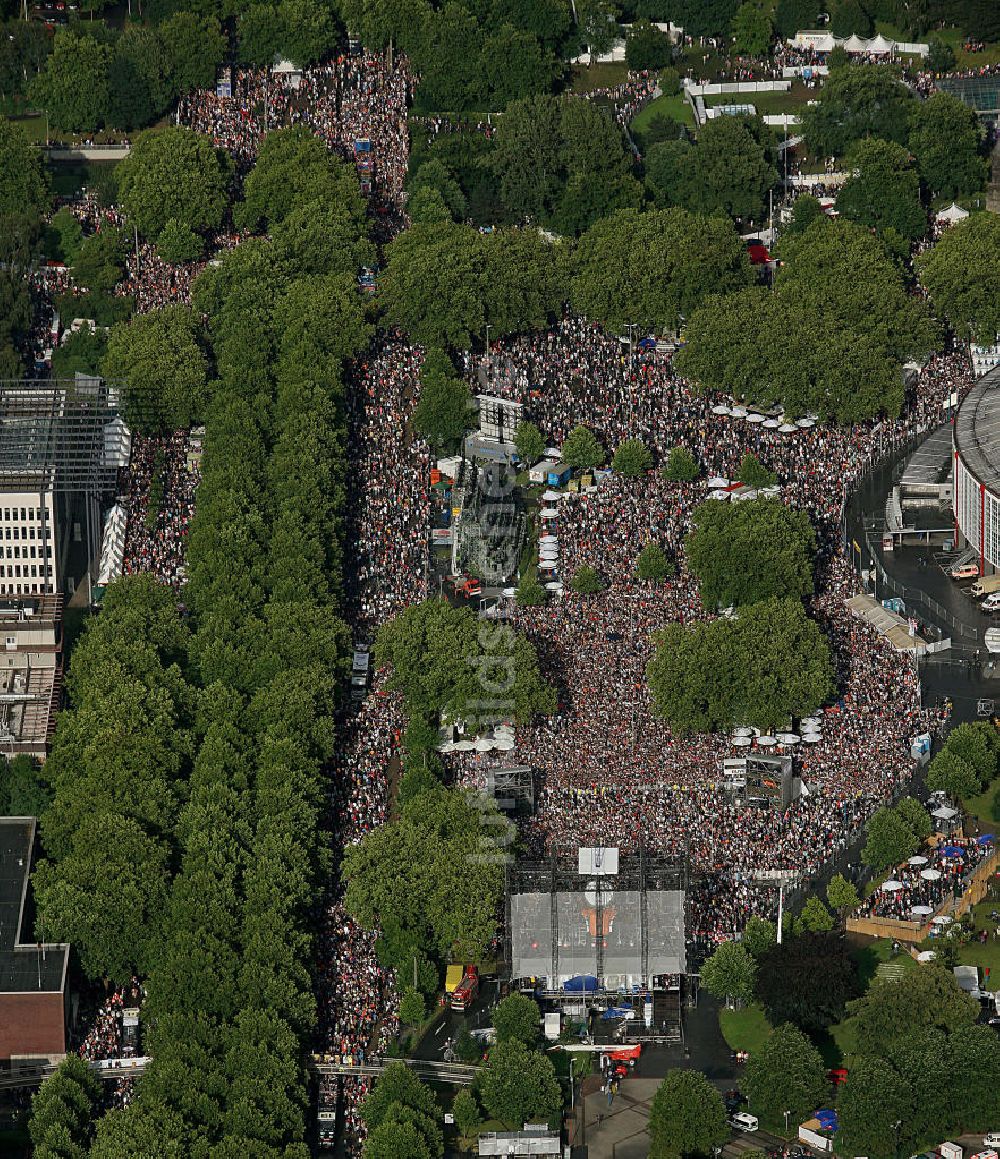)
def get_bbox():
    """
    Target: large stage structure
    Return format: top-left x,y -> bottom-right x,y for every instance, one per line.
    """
953,365 -> 1000,575
0,378 -> 130,600
507,848 -> 687,994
